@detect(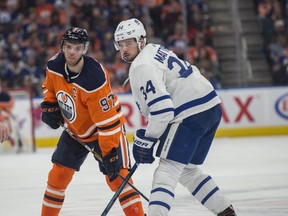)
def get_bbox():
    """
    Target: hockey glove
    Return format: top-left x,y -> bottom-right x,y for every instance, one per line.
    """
41,101 -> 64,129
133,129 -> 158,164
102,148 -> 122,181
